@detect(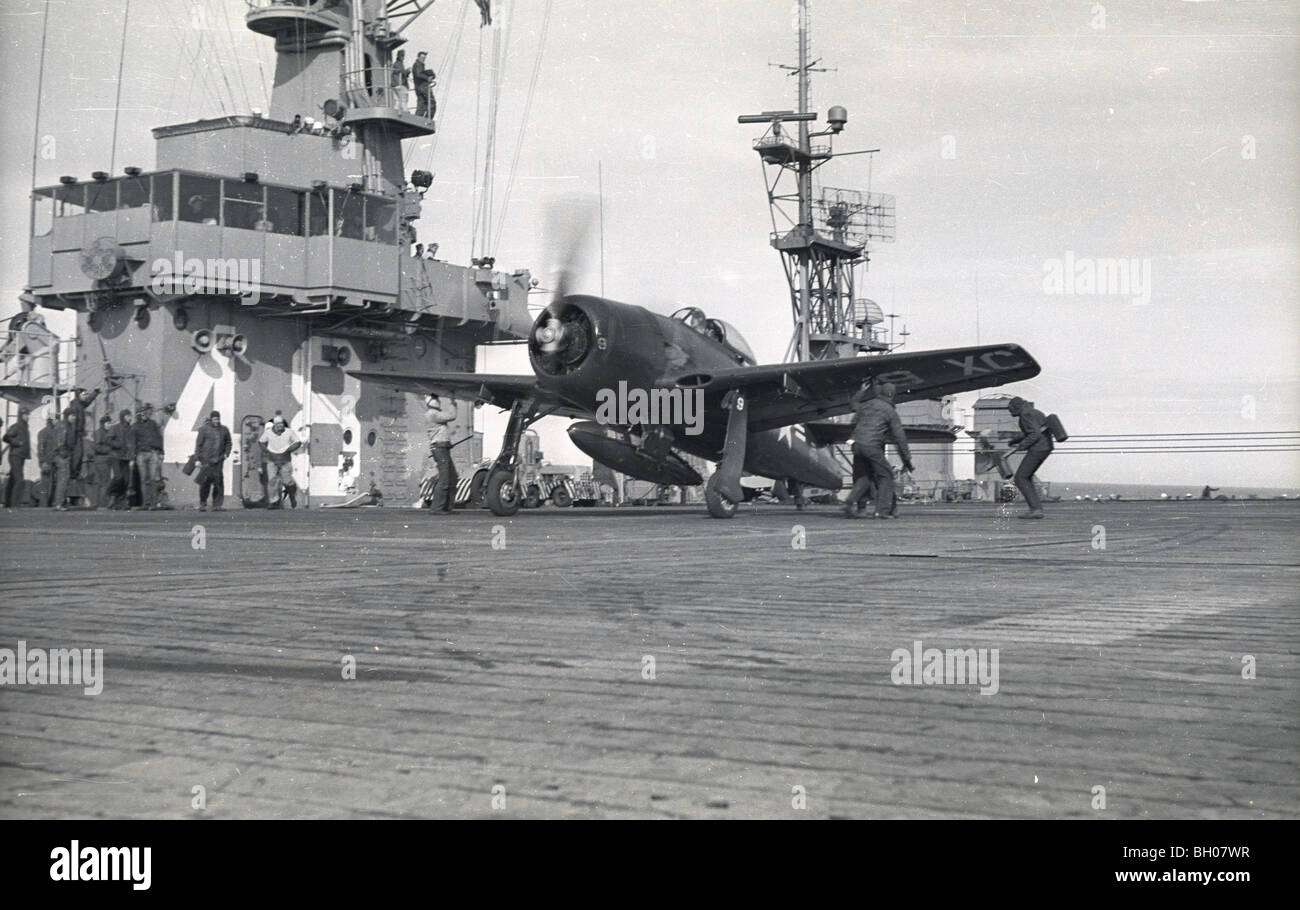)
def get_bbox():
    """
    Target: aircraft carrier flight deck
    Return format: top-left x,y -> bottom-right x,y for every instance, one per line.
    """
2,500 -> 1295,820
